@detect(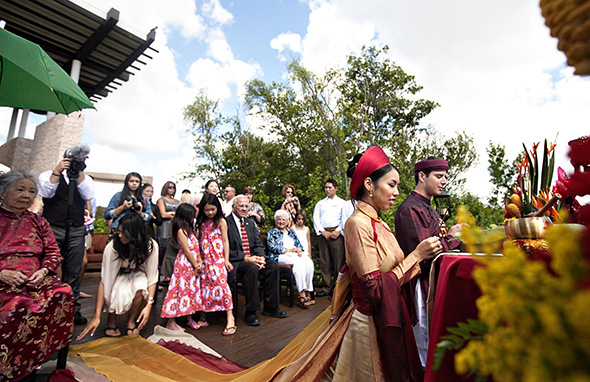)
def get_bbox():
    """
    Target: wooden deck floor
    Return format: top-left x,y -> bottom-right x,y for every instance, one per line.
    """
74,272 -> 331,367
